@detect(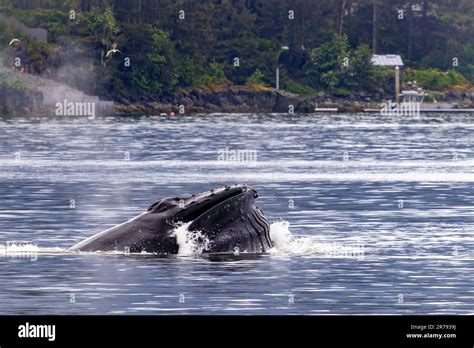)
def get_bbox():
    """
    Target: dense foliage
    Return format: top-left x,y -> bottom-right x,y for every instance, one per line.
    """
1,0 -> 473,101
406,68 -> 467,90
